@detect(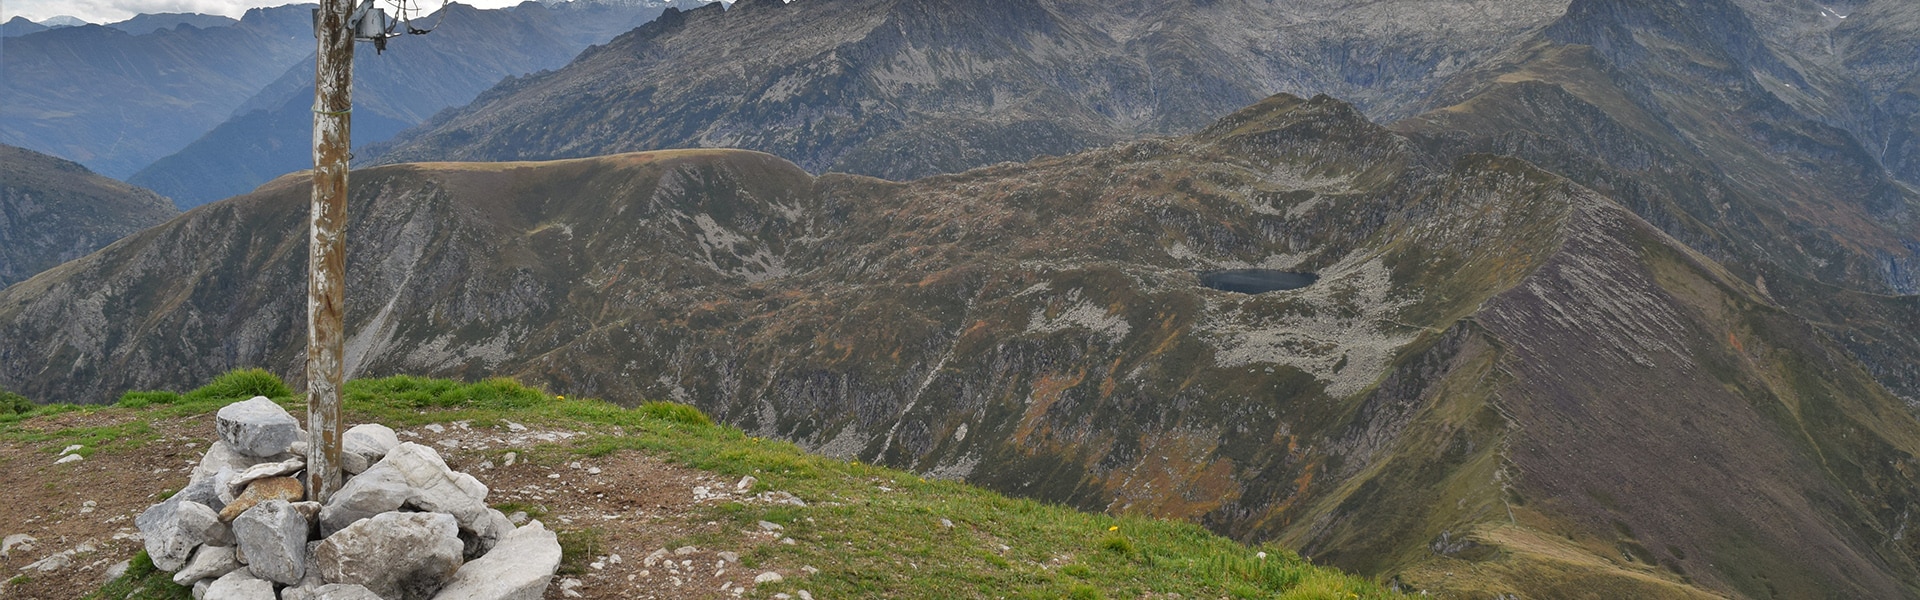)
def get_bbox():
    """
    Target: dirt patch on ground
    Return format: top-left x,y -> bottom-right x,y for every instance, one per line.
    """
0,410 -> 813,599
